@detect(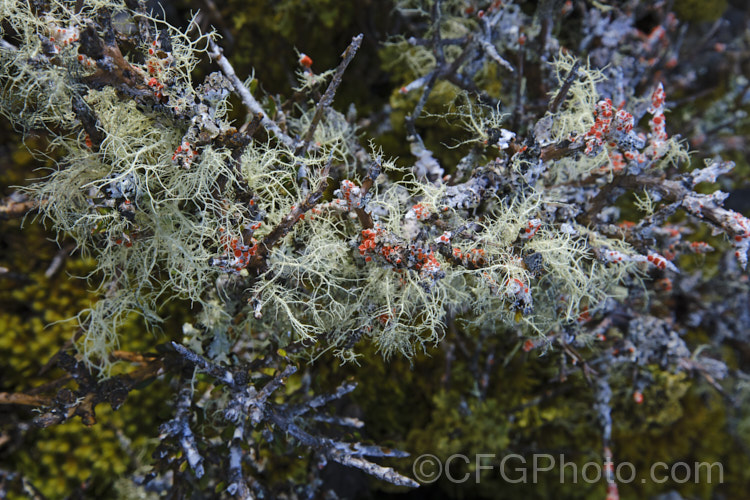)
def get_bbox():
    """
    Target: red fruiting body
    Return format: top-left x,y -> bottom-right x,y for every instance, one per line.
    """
299,53 -> 313,68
